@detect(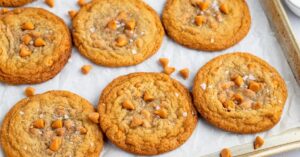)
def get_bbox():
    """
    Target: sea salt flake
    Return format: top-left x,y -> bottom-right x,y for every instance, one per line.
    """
89,27 -> 96,33
39,114 -> 44,118
131,49 -> 137,54
175,93 -> 179,97
200,83 -> 207,90
243,75 -> 249,81
64,115 -> 69,119
248,74 -> 256,80
155,106 -> 160,110
210,38 -> 215,43
182,112 -> 188,117
19,111 -> 24,115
